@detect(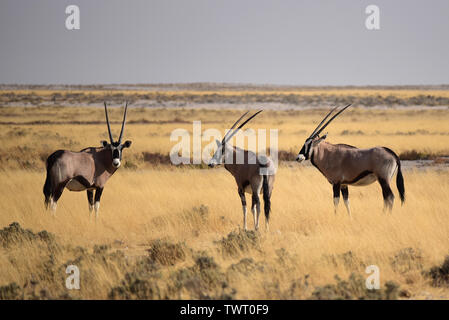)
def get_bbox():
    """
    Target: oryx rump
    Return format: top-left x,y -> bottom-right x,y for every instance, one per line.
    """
208,111 -> 275,231
296,104 -> 405,215
43,102 -> 132,218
